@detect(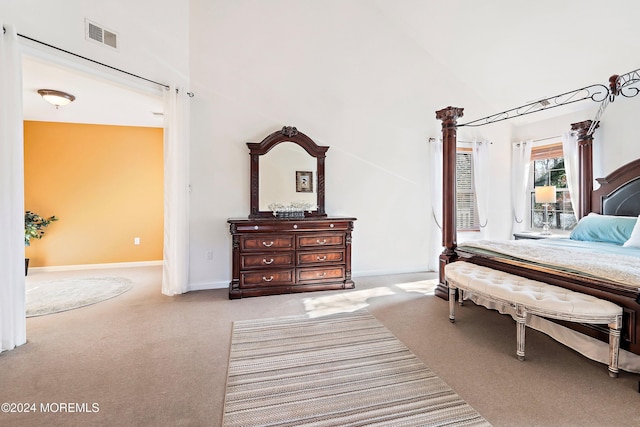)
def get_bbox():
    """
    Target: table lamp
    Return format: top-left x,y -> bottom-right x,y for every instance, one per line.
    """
535,185 -> 556,235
